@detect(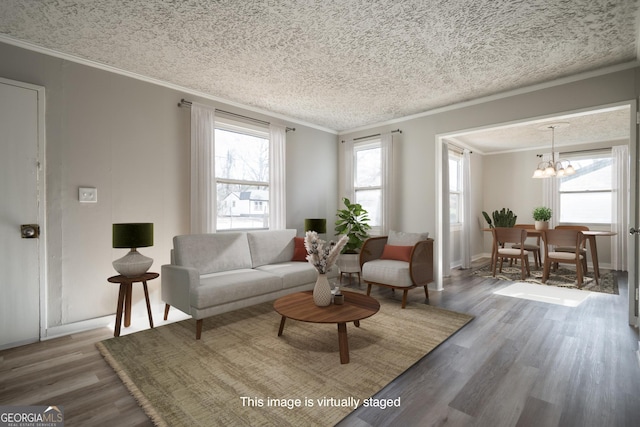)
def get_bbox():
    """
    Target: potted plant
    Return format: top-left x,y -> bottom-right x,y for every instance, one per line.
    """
482,208 -> 517,228
334,197 -> 371,274
532,206 -> 552,230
